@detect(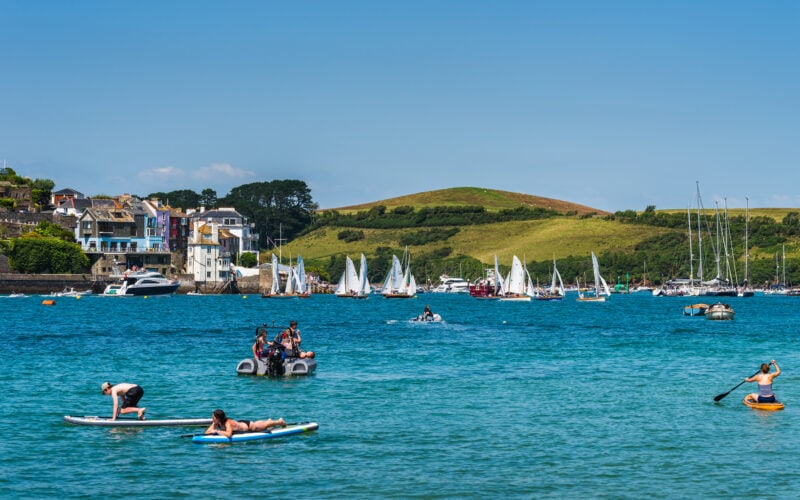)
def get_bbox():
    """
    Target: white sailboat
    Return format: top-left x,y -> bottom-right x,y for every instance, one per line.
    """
335,255 -> 364,298
536,257 -> 565,300
263,253 -> 299,298
494,255 -> 506,296
295,255 -> 311,297
358,253 -> 371,297
383,250 -> 416,298
500,255 -> 531,302
577,252 -> 610,302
